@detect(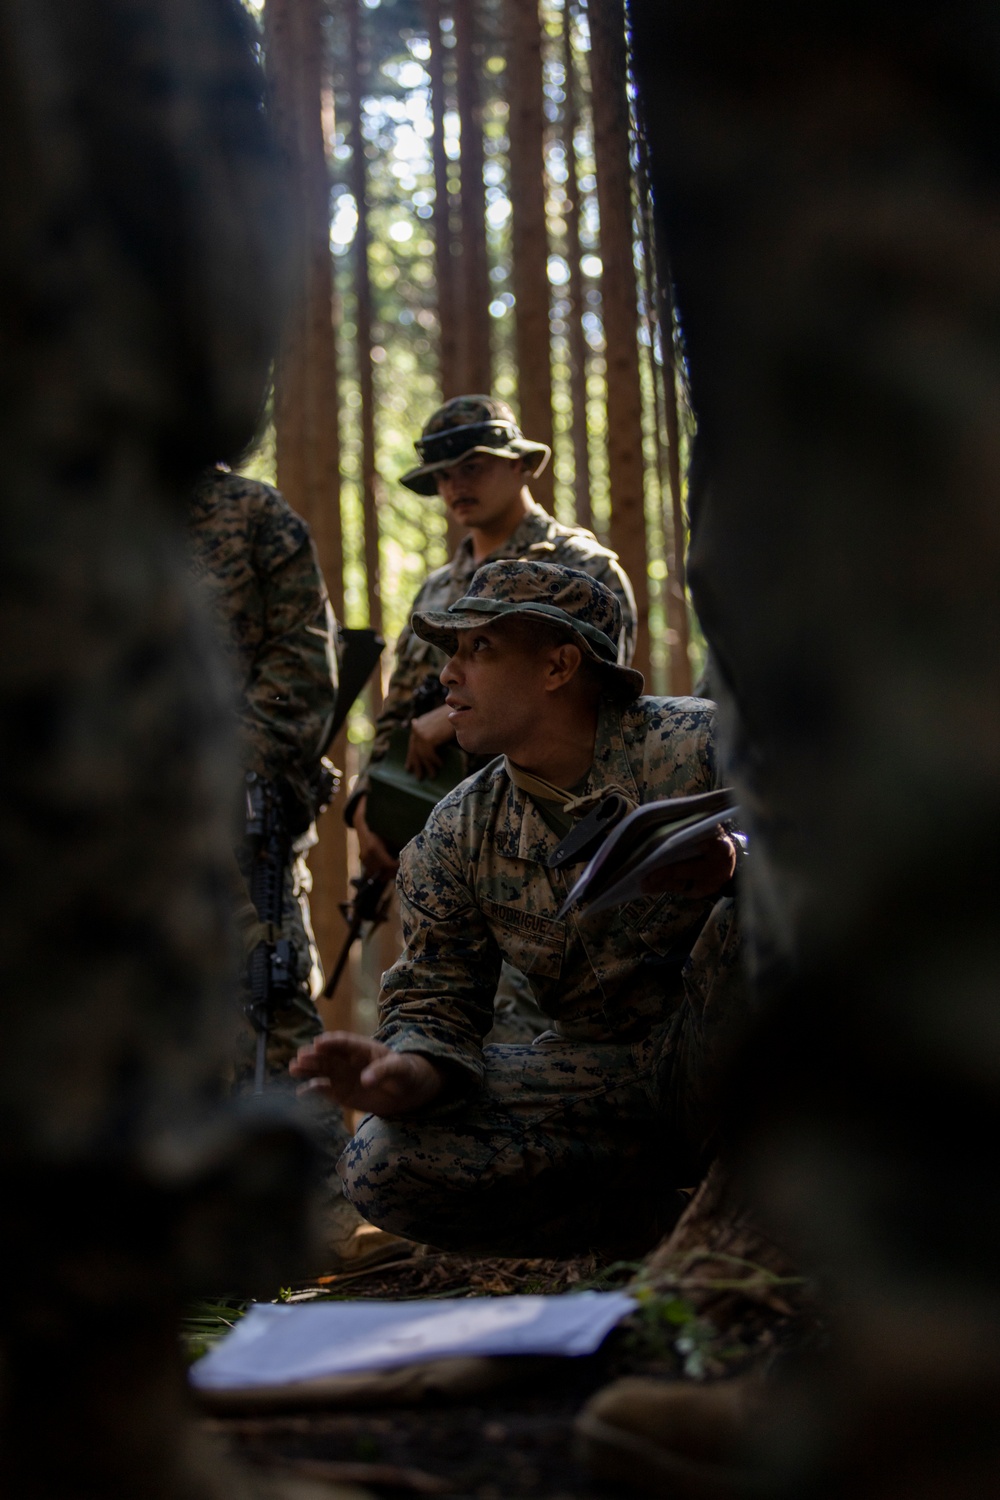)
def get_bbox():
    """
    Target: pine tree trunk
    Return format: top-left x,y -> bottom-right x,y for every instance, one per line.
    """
561,0 -> 593,531
662,270 -> 693,696
425,0 -> 459,402
263,0 -> 351,1027
455,0 -> 492,393
347,0 -> 383,710
635,113 -> 691,695
505,0 -> 554,508
589,0 -> 650,681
